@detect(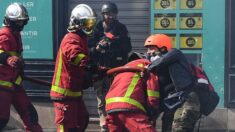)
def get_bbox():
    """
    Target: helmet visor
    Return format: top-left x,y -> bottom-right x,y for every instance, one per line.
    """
81,18 -> 96,35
